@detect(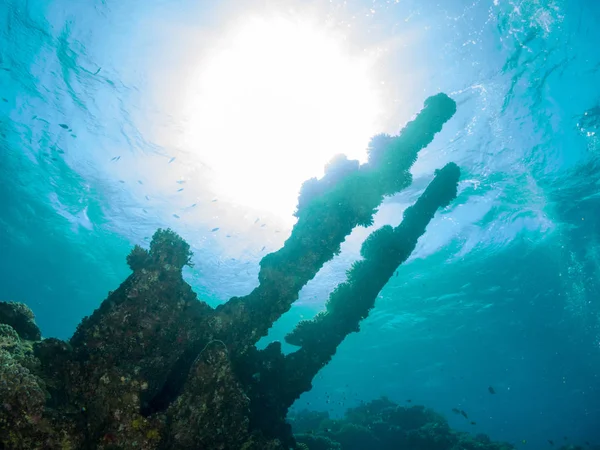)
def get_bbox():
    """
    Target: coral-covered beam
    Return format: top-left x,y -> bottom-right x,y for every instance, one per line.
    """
216,94 -> 457,349
281,162 -> 461,404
